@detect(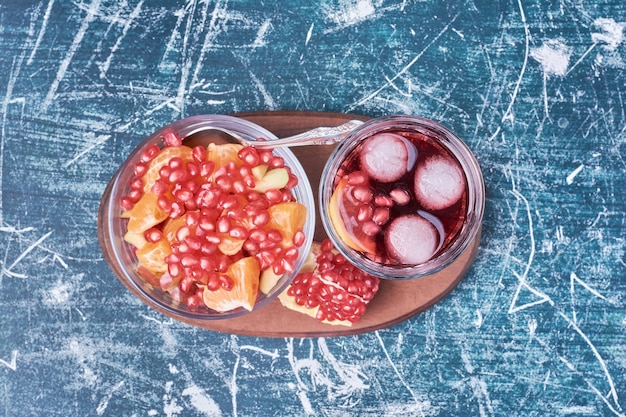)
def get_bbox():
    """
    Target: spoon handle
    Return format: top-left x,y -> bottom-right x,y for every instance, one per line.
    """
255,119 -> 365,148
